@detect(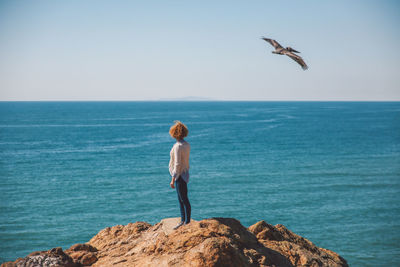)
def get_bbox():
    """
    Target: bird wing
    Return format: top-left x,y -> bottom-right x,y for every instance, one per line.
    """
286,47 -> 300,53
284,51 -> 308,70
261,37 -> 283,49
